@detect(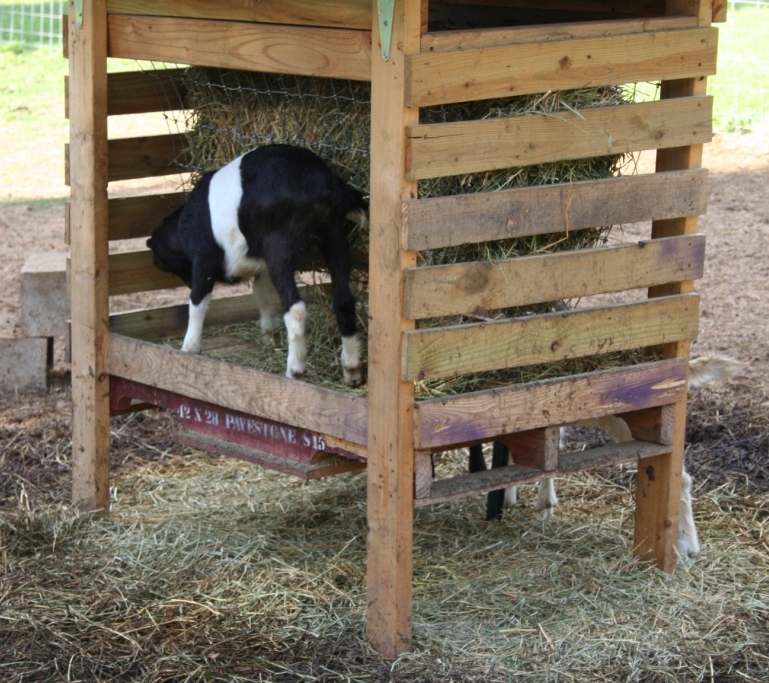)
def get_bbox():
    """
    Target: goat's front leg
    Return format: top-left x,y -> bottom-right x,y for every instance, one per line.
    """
181,292 -> 212,353
678,470 -> 701,557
